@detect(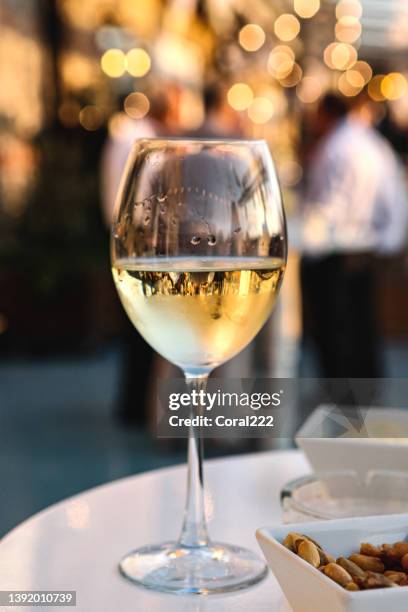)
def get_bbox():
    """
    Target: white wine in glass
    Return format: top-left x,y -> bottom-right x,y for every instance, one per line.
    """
112,257 -> 285,371
111,139 -> 287,594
